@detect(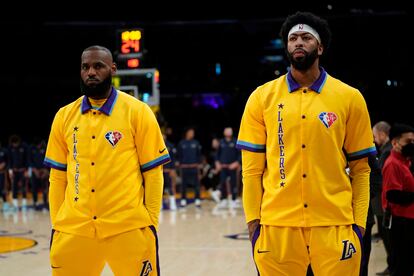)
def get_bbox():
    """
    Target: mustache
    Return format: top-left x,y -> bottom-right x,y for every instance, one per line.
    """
86,77 -> 99,82
292,48 -> 307,54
